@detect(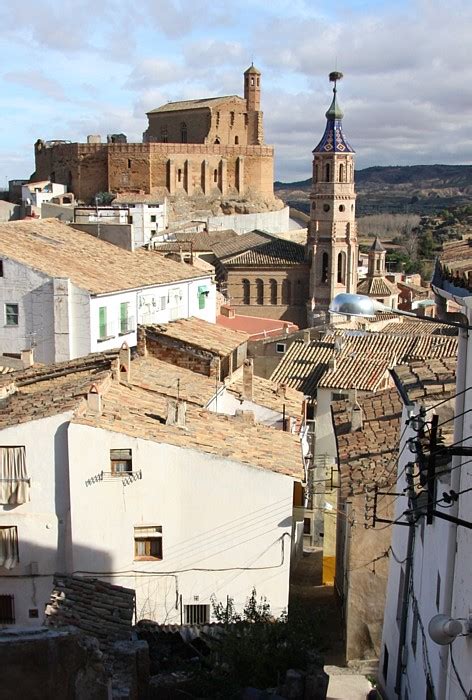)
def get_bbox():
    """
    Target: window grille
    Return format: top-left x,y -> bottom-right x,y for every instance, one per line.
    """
184,604 -> 210,625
